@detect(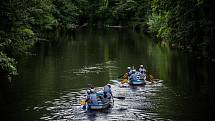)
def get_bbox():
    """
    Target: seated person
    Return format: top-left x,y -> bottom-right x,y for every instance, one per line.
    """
89,89 -> 97,104
103,84 -> 112,99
